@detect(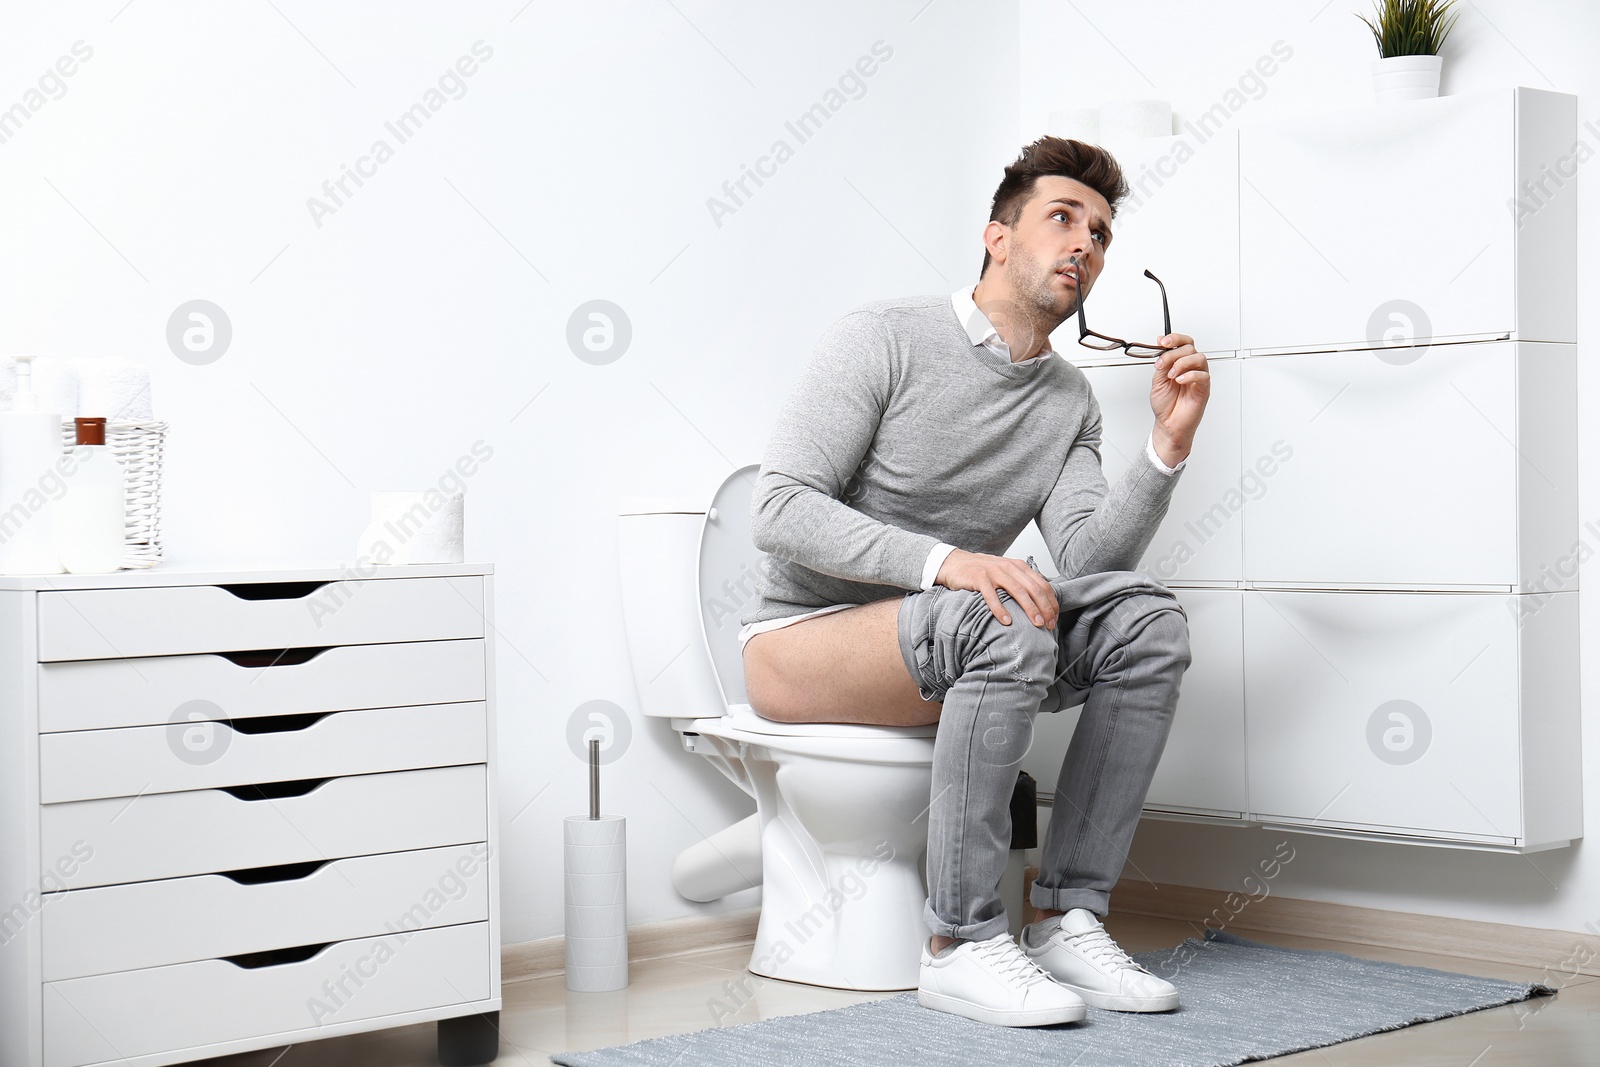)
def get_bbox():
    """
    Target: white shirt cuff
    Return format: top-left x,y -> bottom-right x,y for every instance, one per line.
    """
922,542 -> 958,590
1146,431 -> 1187,475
